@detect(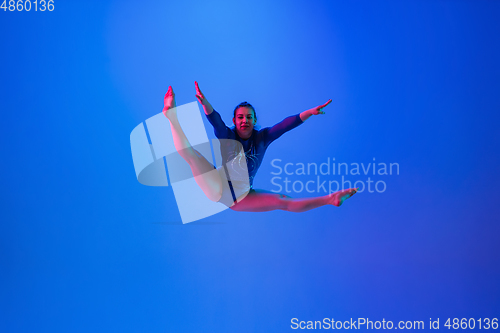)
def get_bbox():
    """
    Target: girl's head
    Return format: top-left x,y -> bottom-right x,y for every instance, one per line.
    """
232,101 -> 257,139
